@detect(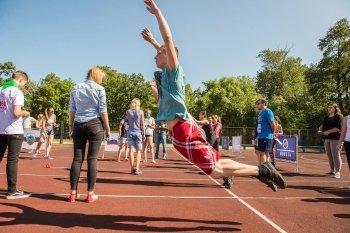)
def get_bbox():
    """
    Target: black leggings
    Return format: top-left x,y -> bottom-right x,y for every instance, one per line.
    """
344,141 -> 350,171
70,118 -> 104,192
0,134 -> 24,193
